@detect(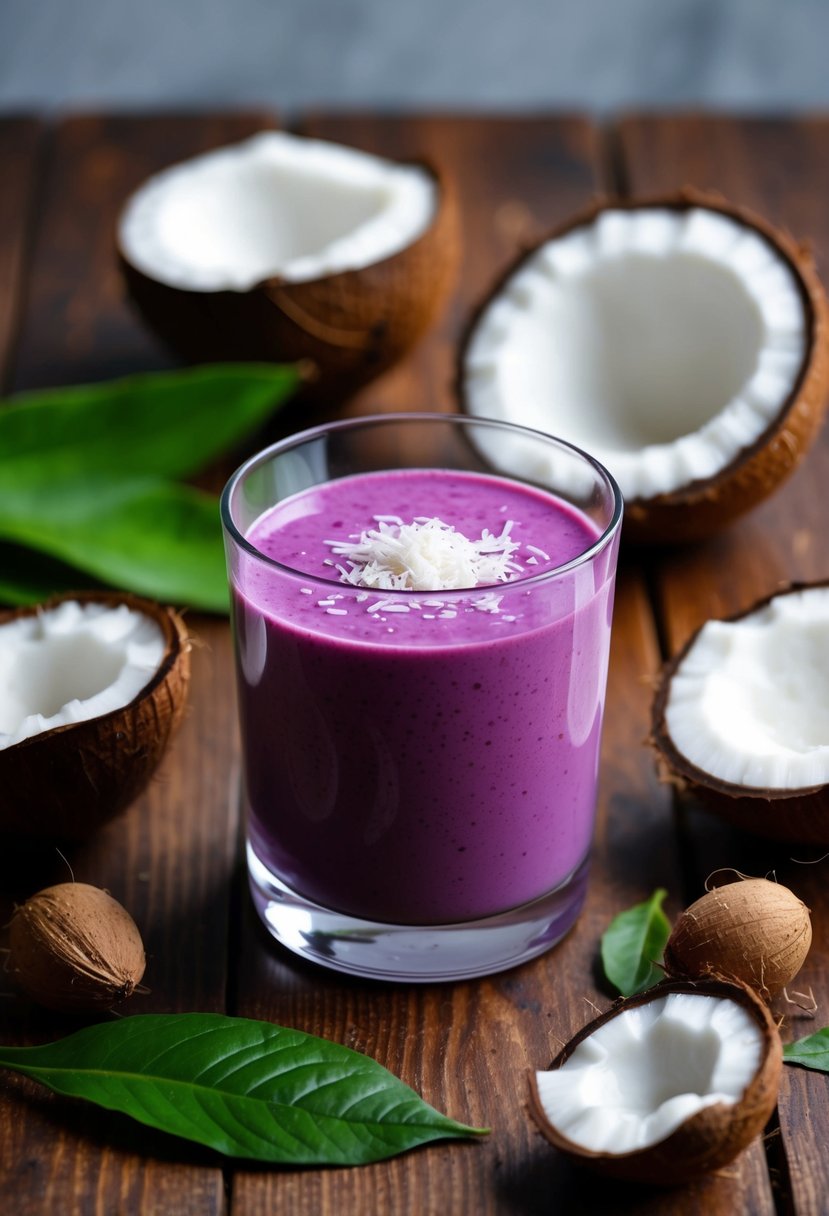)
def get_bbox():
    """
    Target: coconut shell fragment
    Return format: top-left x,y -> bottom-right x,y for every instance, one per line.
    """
651,581 -> 829,844
663,878 -> 811,1000
0,591 -> 190,842
9,883 -> 146,1013
530,978 -> 782,1186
